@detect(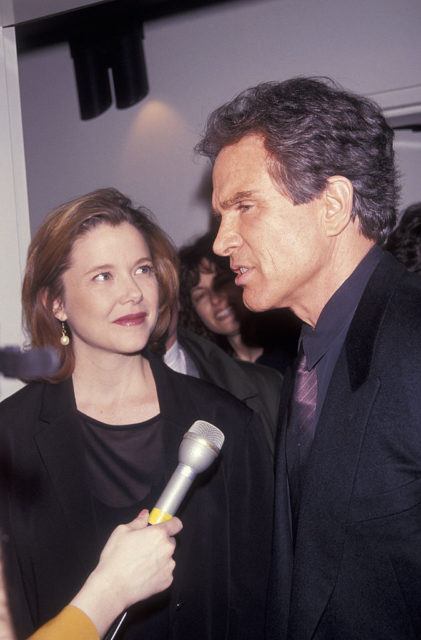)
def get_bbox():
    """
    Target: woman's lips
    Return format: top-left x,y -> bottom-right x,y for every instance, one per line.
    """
215,306 -> 233,320
113,312 -> 146,326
